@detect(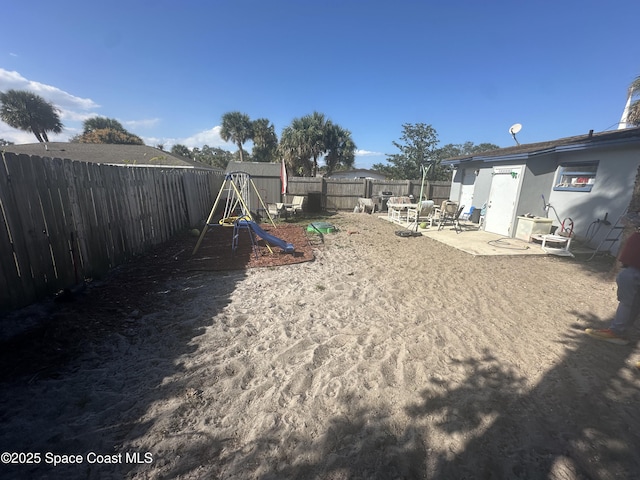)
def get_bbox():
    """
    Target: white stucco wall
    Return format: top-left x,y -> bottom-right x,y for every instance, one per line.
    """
546,145 -> 640,254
